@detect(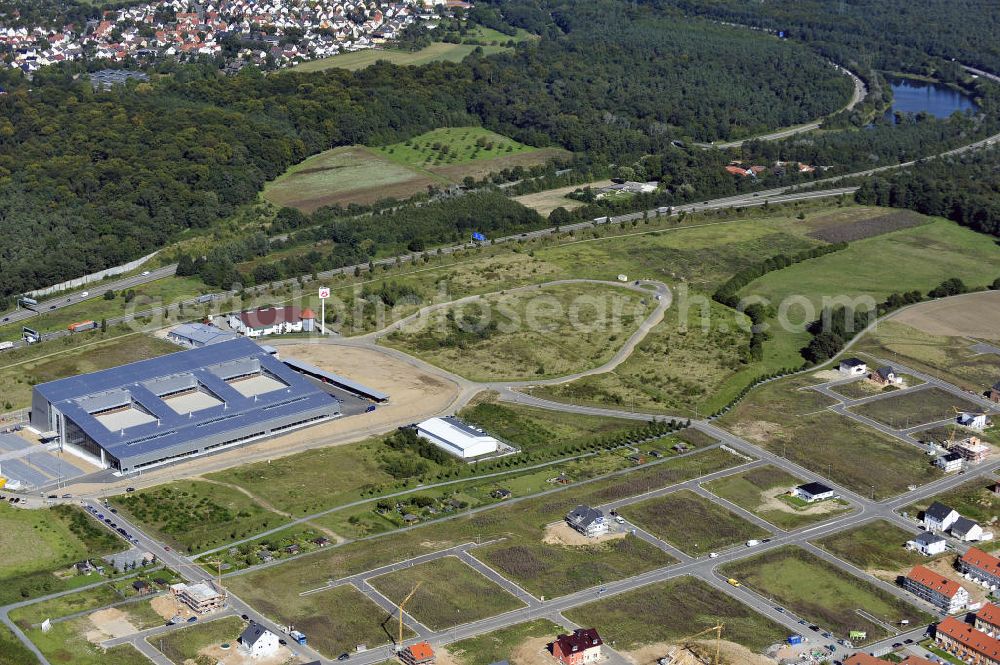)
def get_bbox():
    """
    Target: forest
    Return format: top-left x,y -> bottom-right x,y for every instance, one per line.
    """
0,0 -> 855,301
